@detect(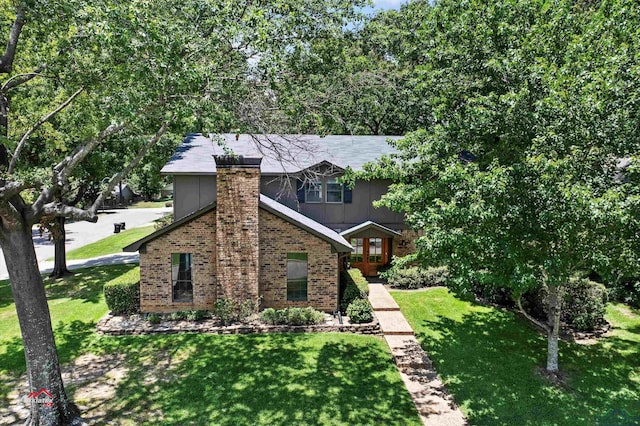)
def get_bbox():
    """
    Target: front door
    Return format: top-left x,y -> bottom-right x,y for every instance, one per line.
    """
349,237 -> 390,277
